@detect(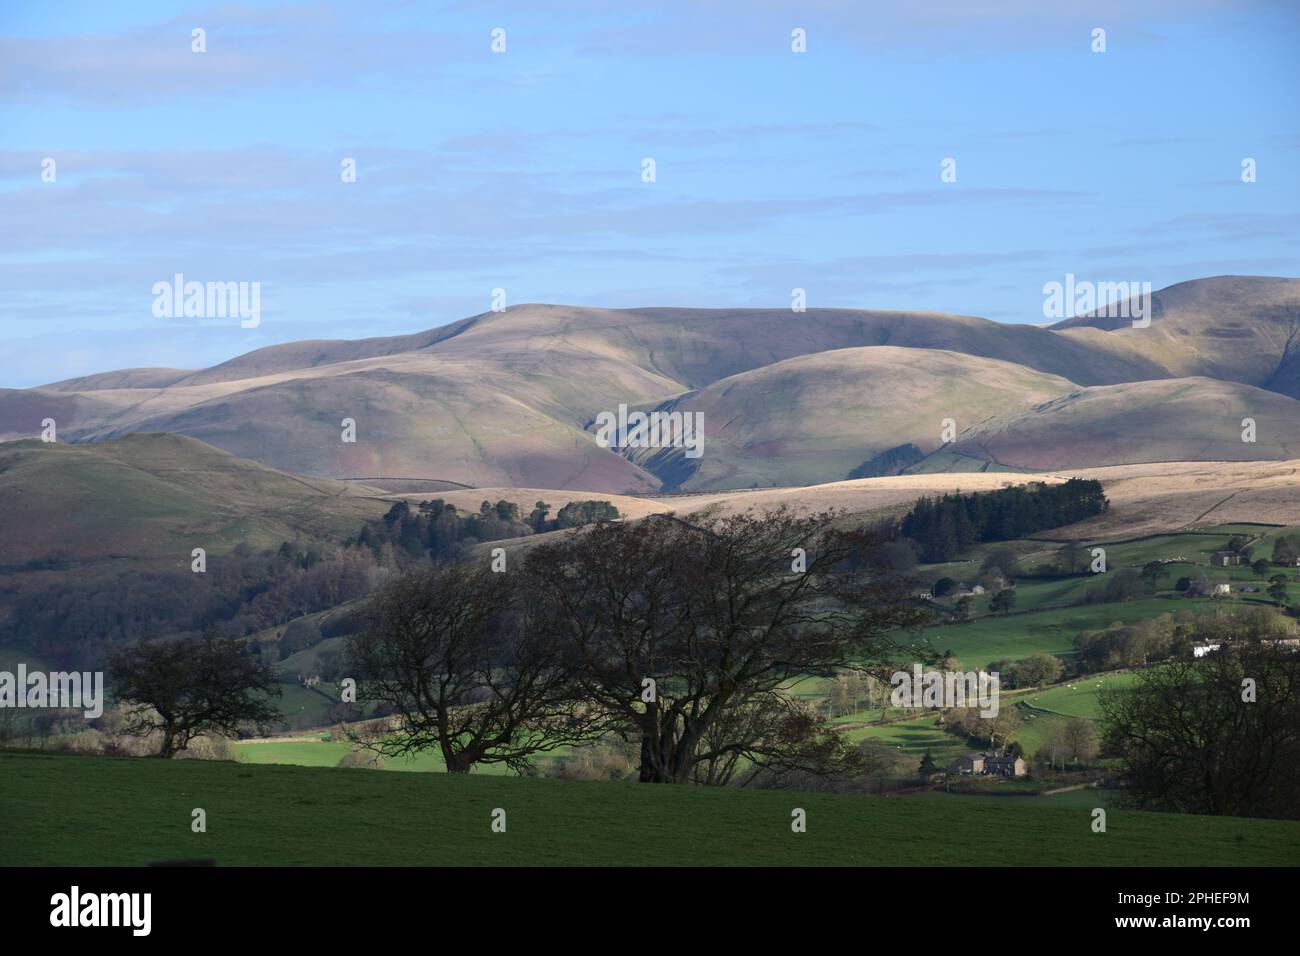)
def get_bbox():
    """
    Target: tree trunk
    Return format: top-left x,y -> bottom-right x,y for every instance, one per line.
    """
638,706 -> 668,782
638,734 -> 660,782
442,738 -> 474,773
